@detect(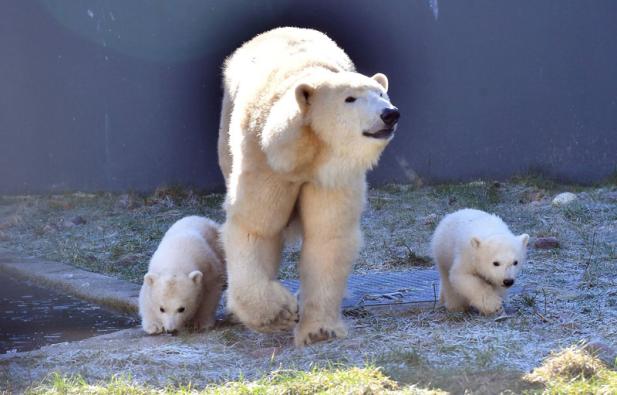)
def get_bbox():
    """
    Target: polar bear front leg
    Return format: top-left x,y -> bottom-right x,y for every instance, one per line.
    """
224,222 -> 299,332
450,268 -> 502,315
294,182 -> 364,346
437,265 -> 468,312
190,282 -> 223,331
